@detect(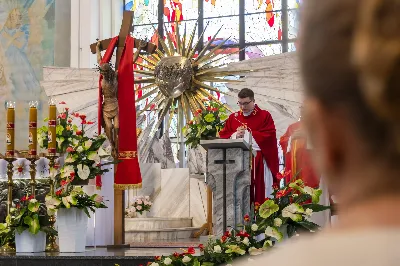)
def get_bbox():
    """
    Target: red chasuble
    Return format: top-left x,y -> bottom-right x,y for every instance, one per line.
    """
97,36 -> 142,190
219,105 -> 279,204
280,121 -> 319,188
